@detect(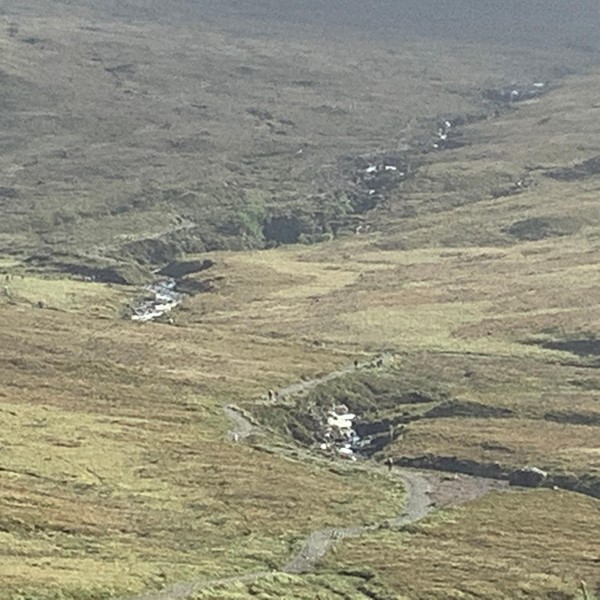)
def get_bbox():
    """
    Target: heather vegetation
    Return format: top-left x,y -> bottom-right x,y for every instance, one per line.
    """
0,1 -> 599,599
